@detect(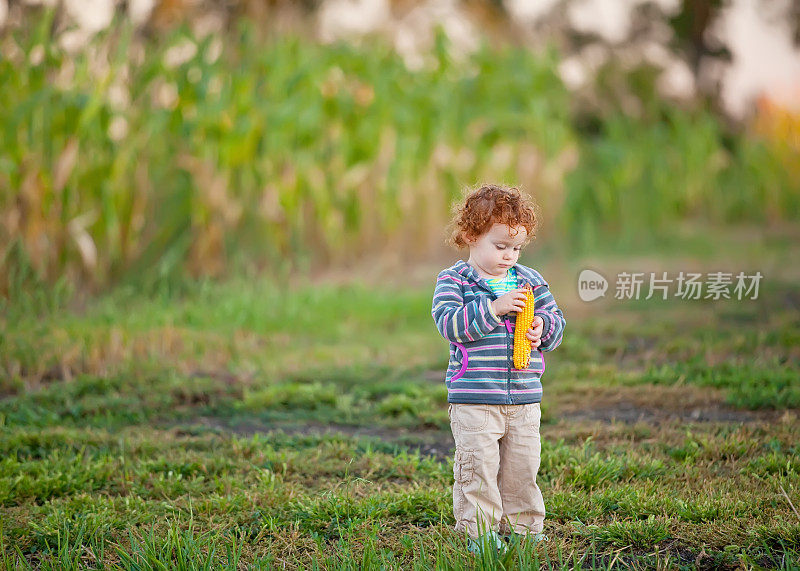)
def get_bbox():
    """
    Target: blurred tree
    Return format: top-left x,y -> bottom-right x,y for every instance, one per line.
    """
666,0 -> 730,99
